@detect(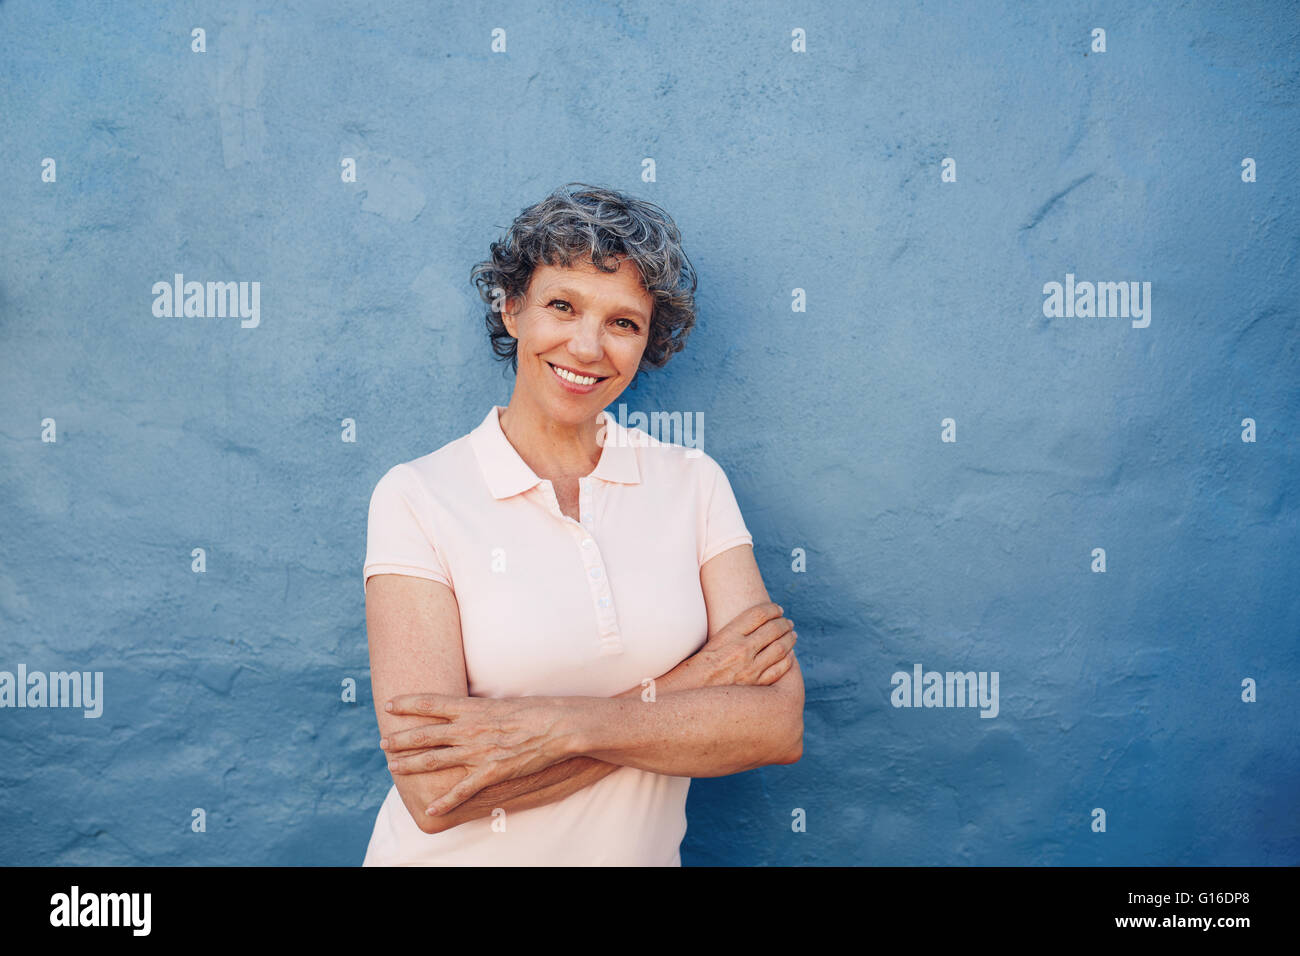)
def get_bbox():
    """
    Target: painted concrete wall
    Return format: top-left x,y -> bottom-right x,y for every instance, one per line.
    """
1,0 -> 1296,865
